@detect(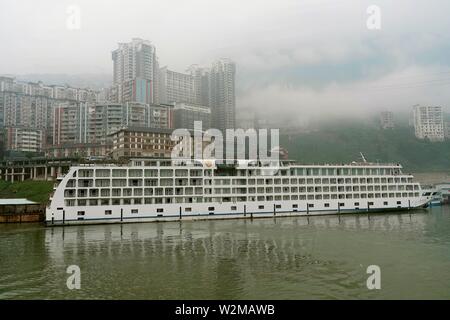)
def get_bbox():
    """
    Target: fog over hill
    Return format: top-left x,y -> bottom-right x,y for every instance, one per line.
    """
281,119 -> 450,172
